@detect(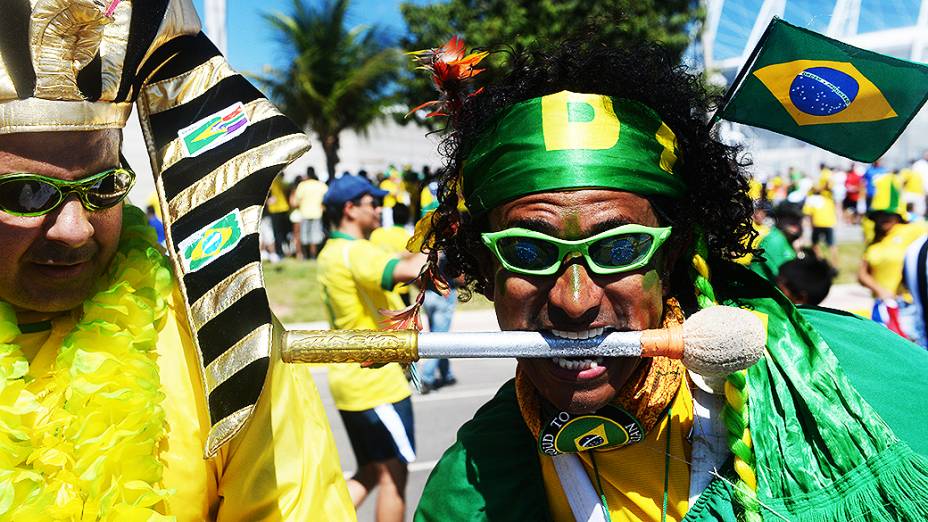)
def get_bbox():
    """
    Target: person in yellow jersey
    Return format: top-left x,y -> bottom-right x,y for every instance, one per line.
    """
802,185 -> 839,268
292,167 -> 328,259
318,176 -> 427,522
859,175 -> 928,339
410,36 -> 928,522
371,203 -> 415,305
900,166 -> 925,219
266,174 -> 292,258
0,1 -> 354,520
